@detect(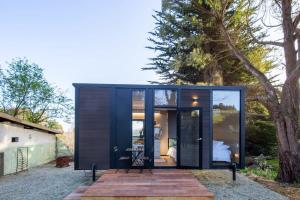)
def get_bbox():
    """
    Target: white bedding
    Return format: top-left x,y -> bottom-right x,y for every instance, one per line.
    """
213,140 -> 231,162
167,147 -> 177,161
